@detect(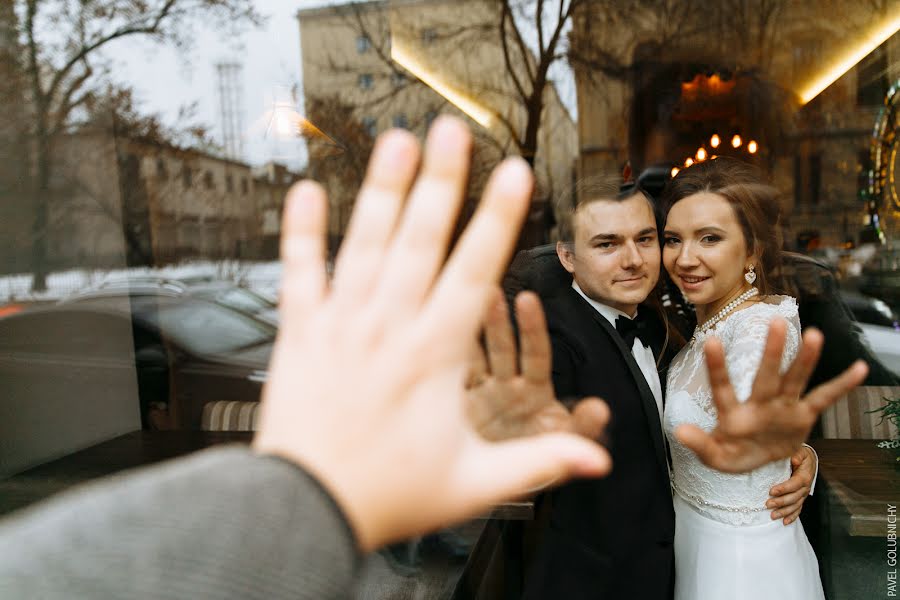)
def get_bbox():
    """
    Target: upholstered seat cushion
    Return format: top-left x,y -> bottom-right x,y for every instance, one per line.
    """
201,401 -> 260,432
